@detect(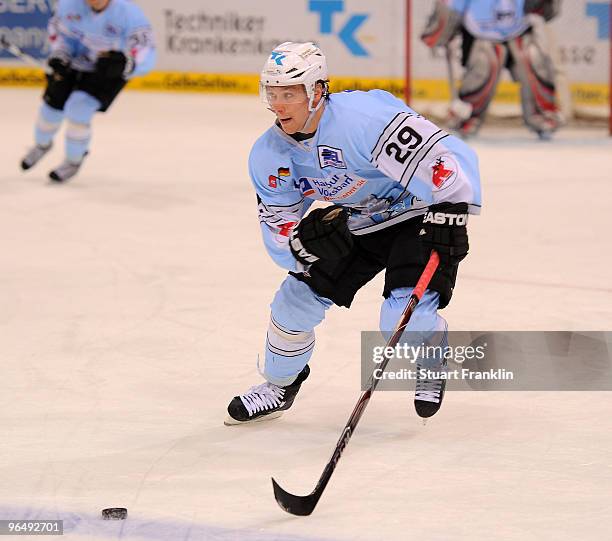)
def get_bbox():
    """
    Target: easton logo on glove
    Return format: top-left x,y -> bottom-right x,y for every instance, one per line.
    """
420,202 -> 469,266
422,211 -> 468,226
